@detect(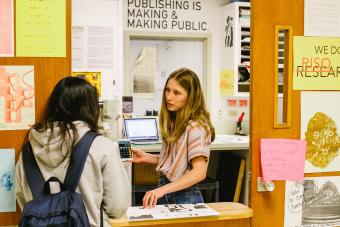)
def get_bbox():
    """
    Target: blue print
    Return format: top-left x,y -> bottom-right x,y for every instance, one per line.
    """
0,172 -> 14,191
